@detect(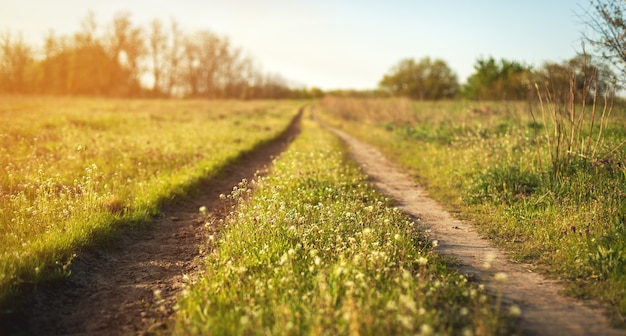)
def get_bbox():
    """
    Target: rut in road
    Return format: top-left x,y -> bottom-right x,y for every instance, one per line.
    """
319,116 -> 625,336
1,110 -> 302,336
